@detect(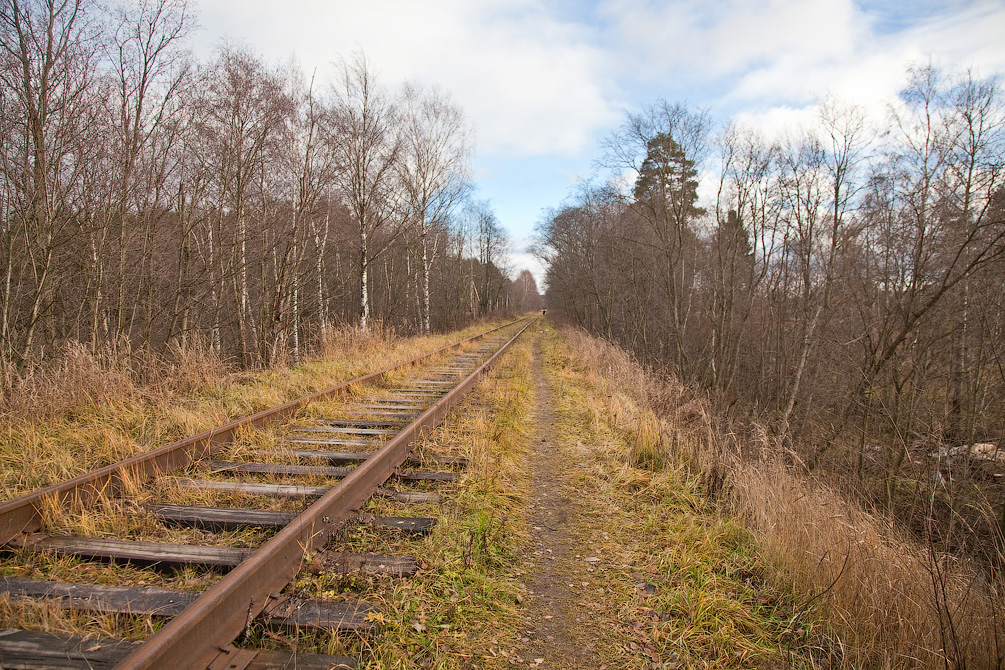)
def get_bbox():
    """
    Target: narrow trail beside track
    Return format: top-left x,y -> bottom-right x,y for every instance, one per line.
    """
516,331 -> 596,669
